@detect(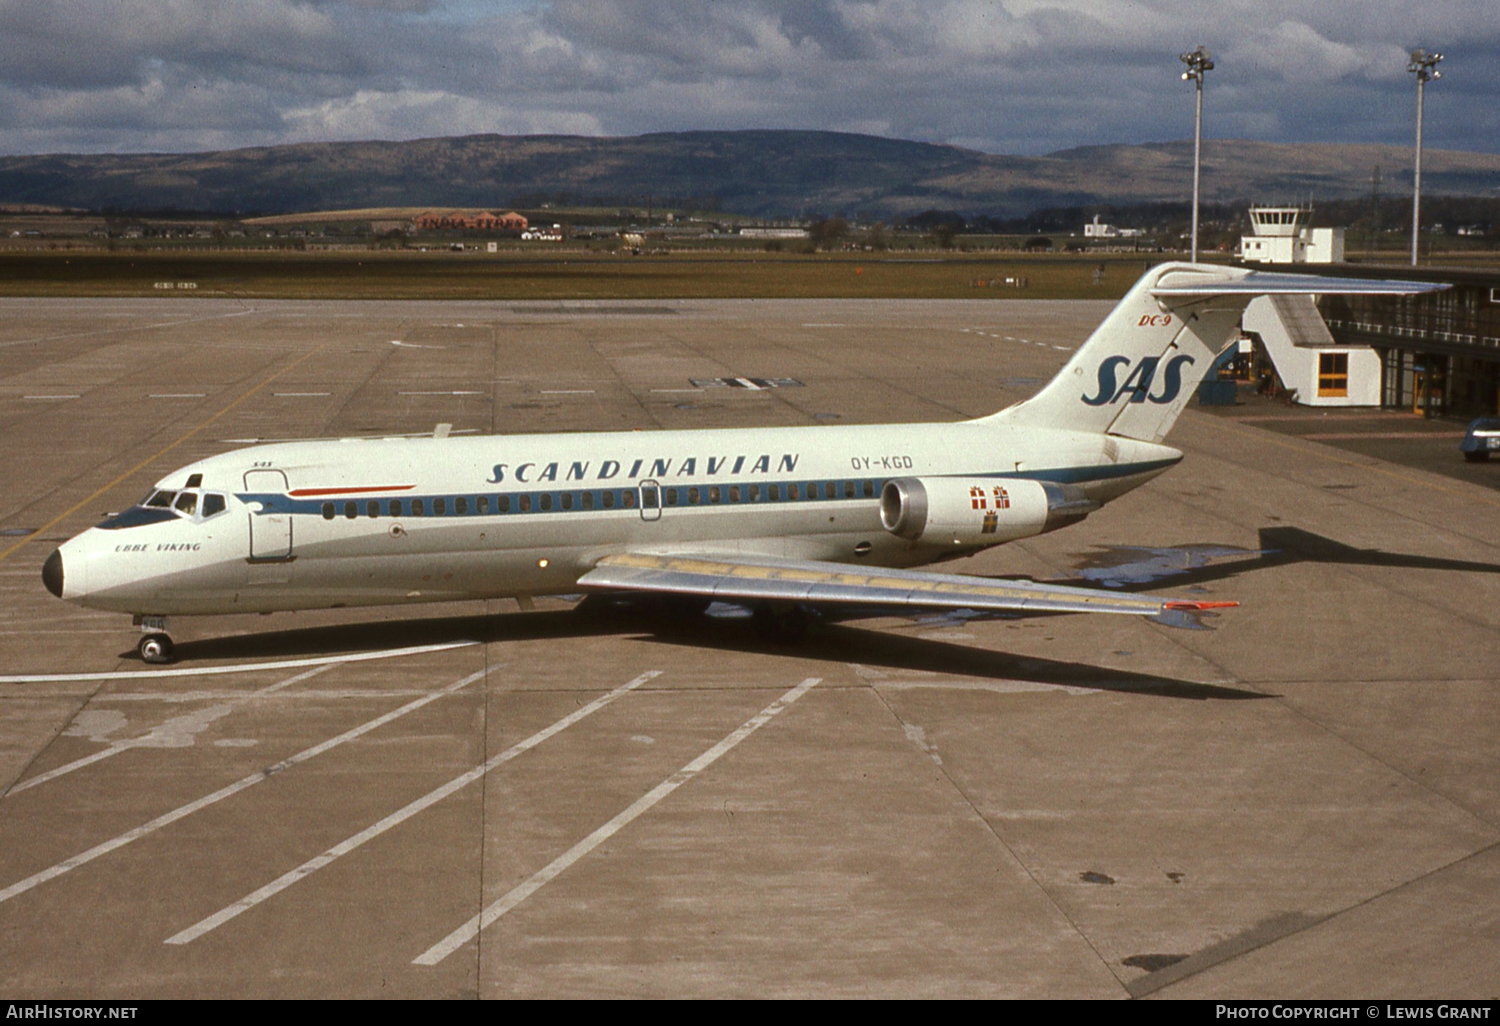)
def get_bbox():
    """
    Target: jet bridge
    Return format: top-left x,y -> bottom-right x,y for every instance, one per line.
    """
1242,294 -> 1381,406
